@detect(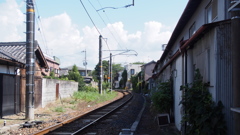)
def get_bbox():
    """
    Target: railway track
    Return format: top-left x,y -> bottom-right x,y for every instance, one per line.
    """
33,90 -> 133,135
